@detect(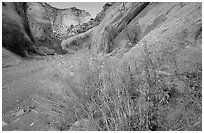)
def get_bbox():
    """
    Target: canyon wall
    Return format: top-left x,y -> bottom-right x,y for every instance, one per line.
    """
2,2 -> 93,56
